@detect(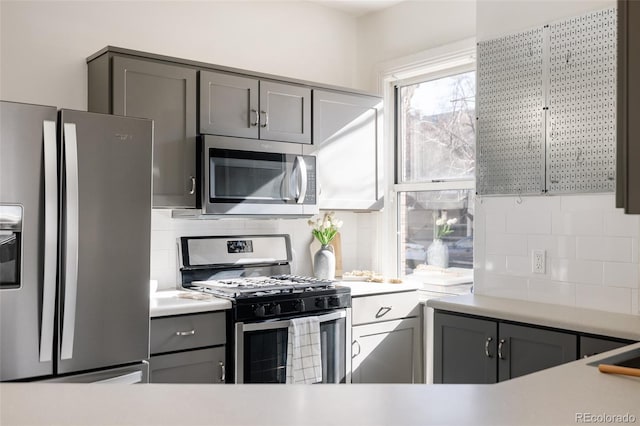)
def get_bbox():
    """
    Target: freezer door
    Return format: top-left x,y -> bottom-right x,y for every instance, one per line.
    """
0,101 -> 58,381
58,110 -> 152,374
